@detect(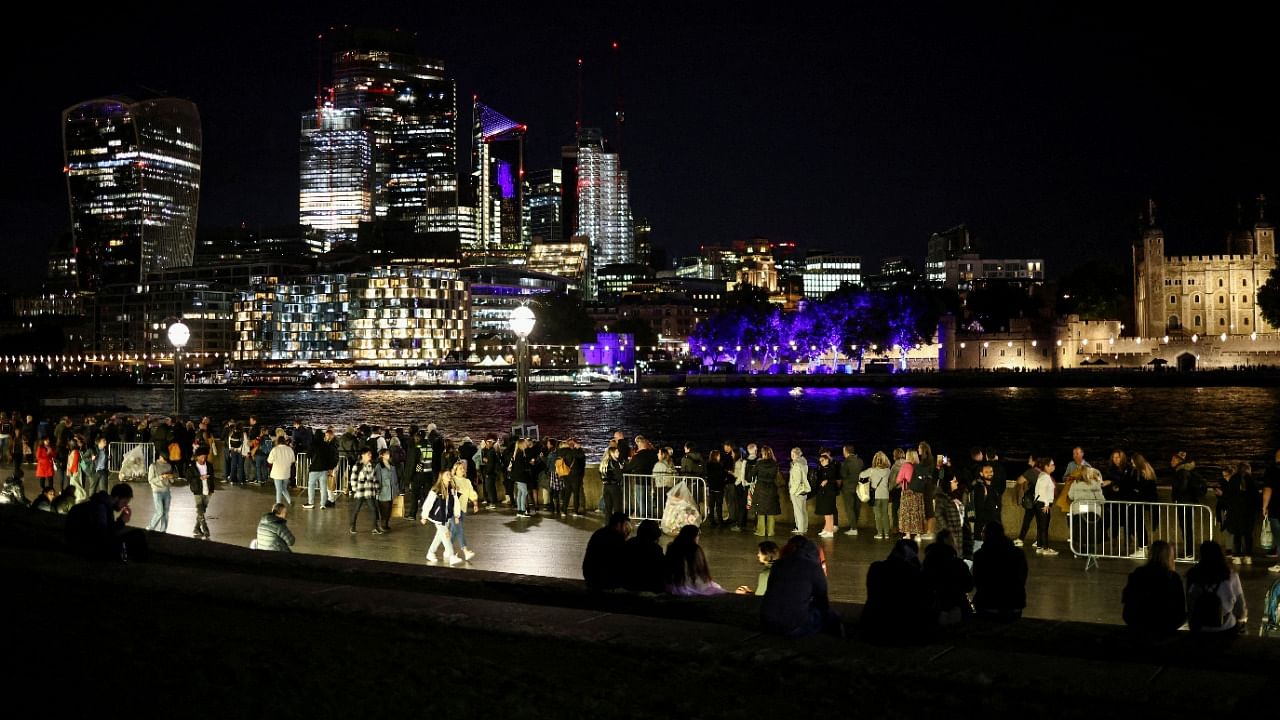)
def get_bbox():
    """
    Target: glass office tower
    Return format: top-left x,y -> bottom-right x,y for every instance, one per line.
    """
63,97 -> 202,288
299,108 -> 373,250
